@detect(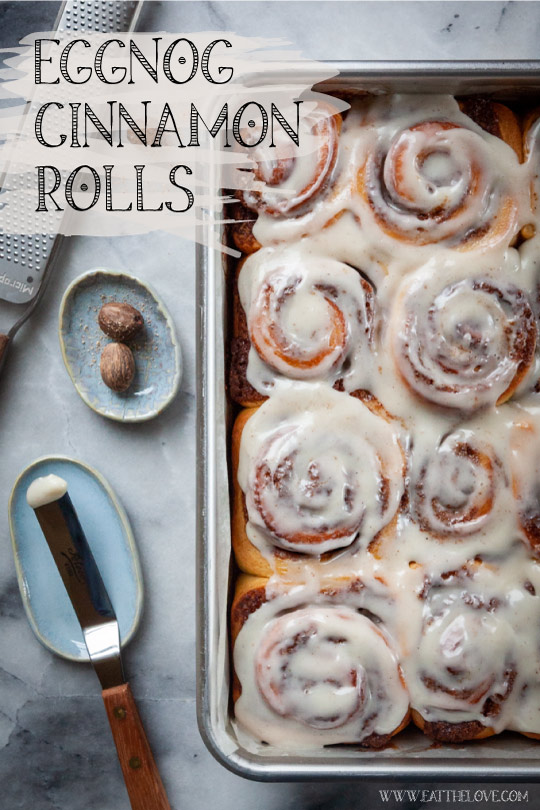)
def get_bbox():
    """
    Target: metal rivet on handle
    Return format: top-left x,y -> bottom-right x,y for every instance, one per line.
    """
129,757 -> 142,770
114,706 -> 127,719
